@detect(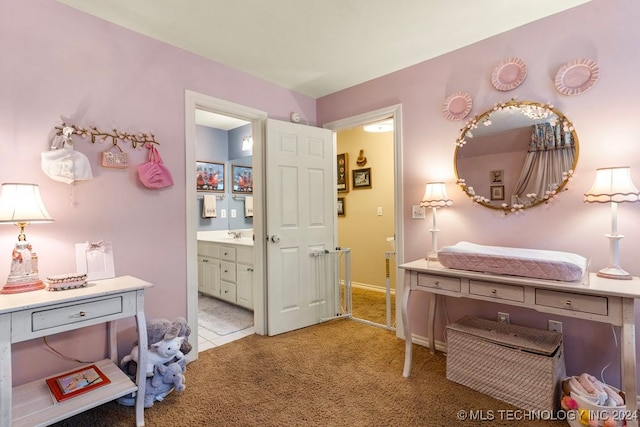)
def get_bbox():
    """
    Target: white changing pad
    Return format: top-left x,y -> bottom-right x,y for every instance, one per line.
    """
438,241 -> 587,282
